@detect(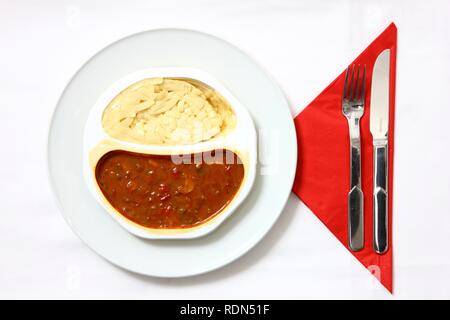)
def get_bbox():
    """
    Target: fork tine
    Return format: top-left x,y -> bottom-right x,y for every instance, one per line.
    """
360,65 -> 366,102
354,65 -> 360,100
343,66 -> 350,99
348,65 -> 355,100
